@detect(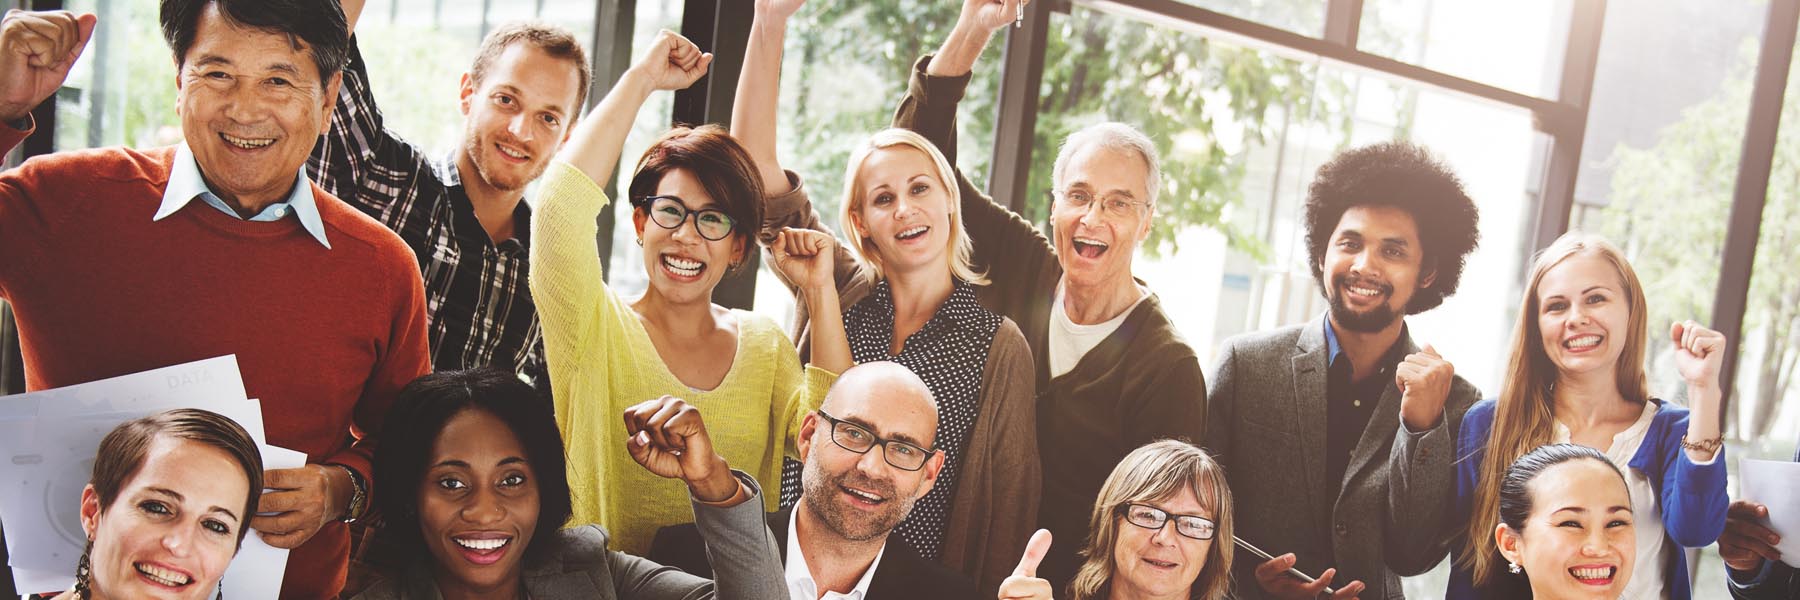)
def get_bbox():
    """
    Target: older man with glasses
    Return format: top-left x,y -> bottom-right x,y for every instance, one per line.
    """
650,361 -> 980,600
891,0 -> 1208,590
